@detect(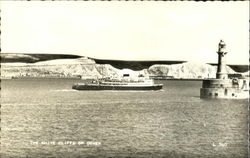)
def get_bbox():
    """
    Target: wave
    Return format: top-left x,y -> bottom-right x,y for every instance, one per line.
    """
51,89 -> 78,92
